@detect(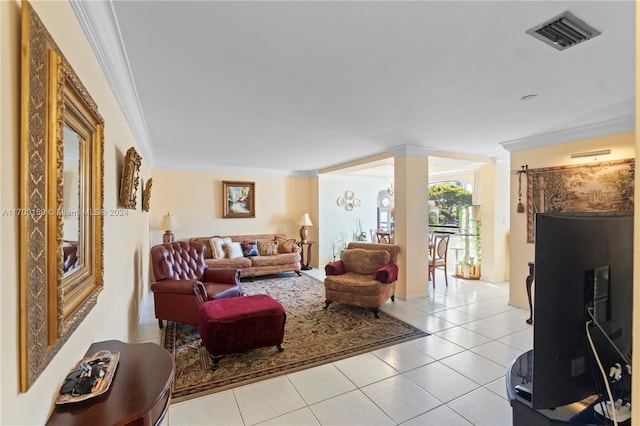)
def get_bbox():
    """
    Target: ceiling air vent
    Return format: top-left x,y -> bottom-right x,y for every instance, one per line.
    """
526,11 -> 601,51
